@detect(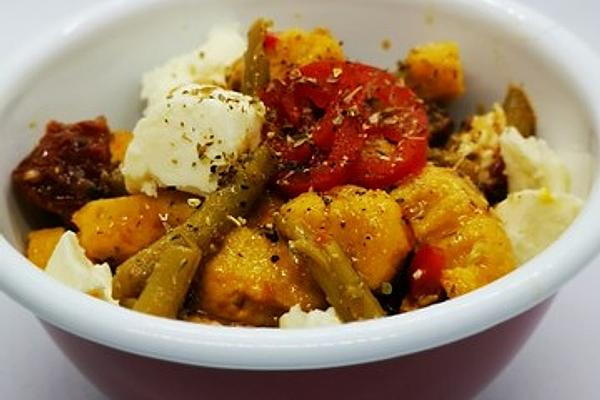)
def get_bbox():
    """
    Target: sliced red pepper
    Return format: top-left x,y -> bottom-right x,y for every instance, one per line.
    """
275,117 -> 364,196
408,245 -> 446,299
263,32 -> 279,51
260,61 -> 429,197
352,134 -> 427,189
